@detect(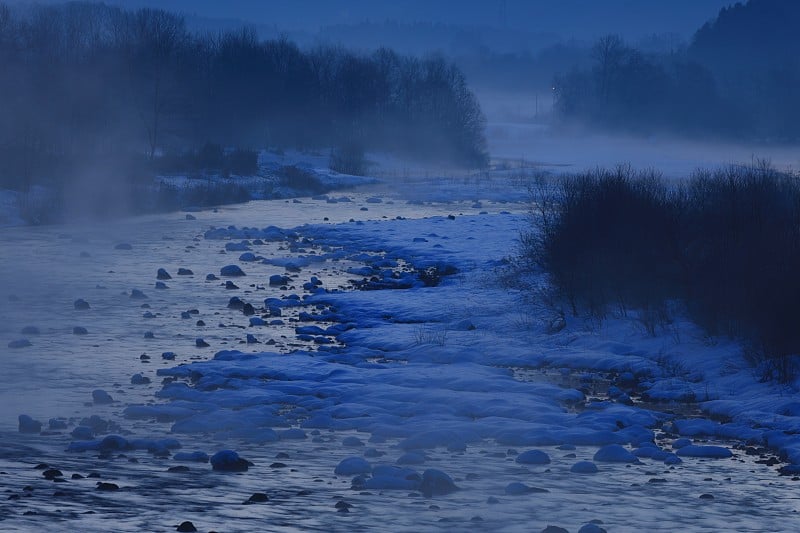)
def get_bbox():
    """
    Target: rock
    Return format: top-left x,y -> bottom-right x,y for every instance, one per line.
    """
130,373 -> 151,385
504,482 -> 547,495
96,482 -> 119,491
220,265 -> 245,277
246,334 -> 259,344
162,351 -> 176,360
71,426 -> 94,440
548,316 -> 567,333
157,268 -> 172,280
43,468 -> 63,479
167,466 -> 190,473
131,289 -> 147,300
114,243 -> 132,250
74,299 -> 90,310
579,525 -> 607,533
73,326 -> 88,335
195,338 -> 210,348
155,281 -> 168,290
541,526 -> 569,533
144,331 -> 154,339
18,415 -> 42,433
225,281 -> 239,290
174,452 -> 209,463
177,268 -> 194,276
8,339 -> 31,348
247,492 -> 269,503
206,274 -> 218,281
210,450 -> 252,472
420,469 -> 458,496
176,521 -> 197,532
699,493 -> 715,500
48,418 -> 67,430
675,445 -> 733,459
21,326 -> 40,335
269,274 -> 291,286
397,452 -> 426,465
672,438 -> 692,449
227,297 -> 244,310
342,436 -> 364,447
239,252 -> 257,262
593,444 -> 637,463
92,389 -> 114,404
516,450 -> 551,465
334,457 -> 372,476
570,461 -> 599,474
185,214 -> 196,220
